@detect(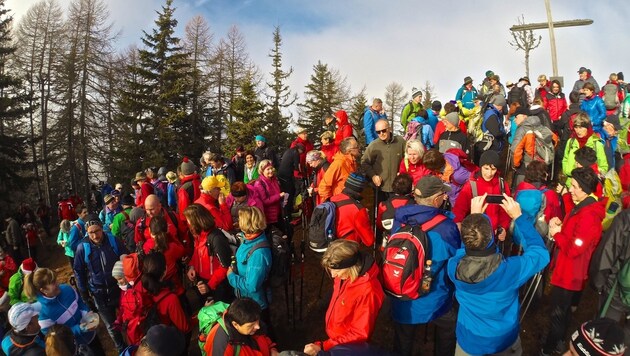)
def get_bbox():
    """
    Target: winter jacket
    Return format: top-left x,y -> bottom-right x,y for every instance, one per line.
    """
320,252 -> 384,351
529,105 -> 552,128
73,232 -> 128,298
361,135 -> 405,193
110,207 -> 132,239
226,185 -> 264,219
189,229 -> 231,290
363,106 -> 387,145
550,196 -> 605,291
334,110 -> 354,147
167,182 -> 178,209
390,206 -> 461,324
545,91 -> 568,121
453,173 -> 511,233
441,152 -> 471,206
510,115 -> 554,168
572,76 -> 601,99
447,215 -> 549,355
8,268 -> 33,306
252,176 -> 282,224
398,159 -> 432,186
0,255 -> 16,294
581,94 -> 607,137
137,180 -> 154,208
67,217 -> 86,254
562,134 -> 608,187
455,86 -> 478,110
477,104 -> 506,152
278,147 -> 301,186
38,284 -> 95,345
254,144 -> 279,169
321,143 -> 338,164
426,109 -> 439,131
58,199 -> 77,221
310,160 -> 331,206
318,152 -> 357,202
177,173 -> 201,222
400,101 -> 423,130
232,154 -> 246,183
228,233 -> 272,309
134,209 -> 179,245
438,130 -> 468,154
57,229 -> 74,258
4,218 -> 22,250
195,193 -> 233,231
291,136 -> 314,179
409,116 -> 435,149
376,195 -> 414,231
142,238 -> 186,295
433,119 -> 467,146
1,330 -> 45,355
589,209 -> 630,293
214,162 -> 238,189
514,181 -> 562,223
151,288 -> 190,334
330,191 -> 374,248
